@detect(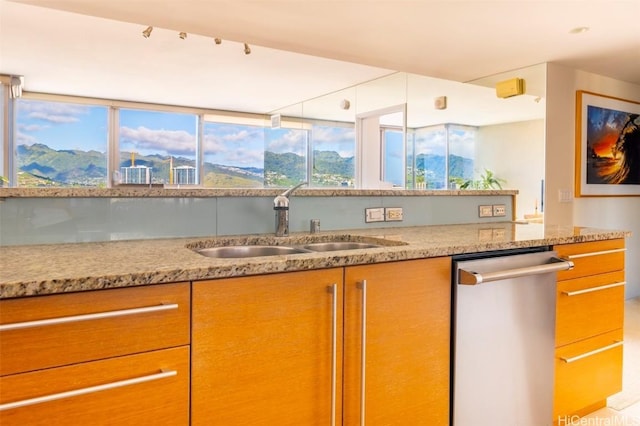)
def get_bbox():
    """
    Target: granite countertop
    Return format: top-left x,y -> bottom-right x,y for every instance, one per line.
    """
0,187 -> 517,198
0,222 -> 630,299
